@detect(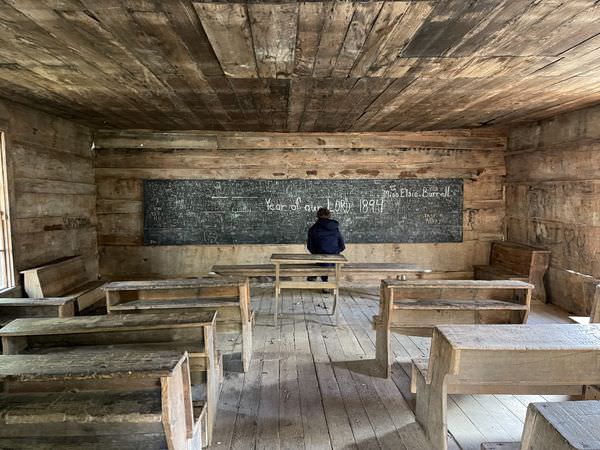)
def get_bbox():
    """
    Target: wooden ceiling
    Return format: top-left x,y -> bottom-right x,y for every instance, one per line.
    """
1,0 -> 600,131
